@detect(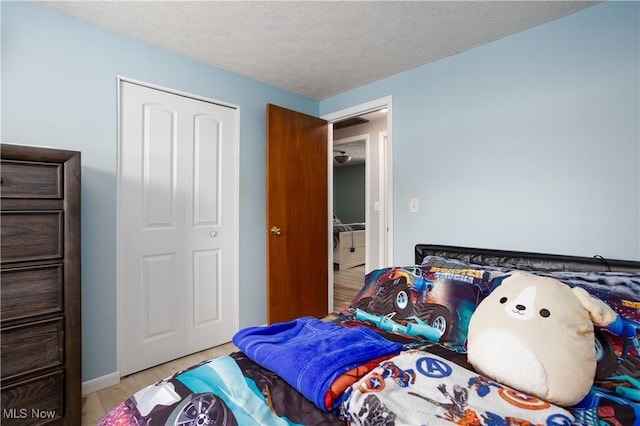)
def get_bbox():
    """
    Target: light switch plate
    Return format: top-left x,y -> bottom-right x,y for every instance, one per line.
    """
410,198 -> 419,213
